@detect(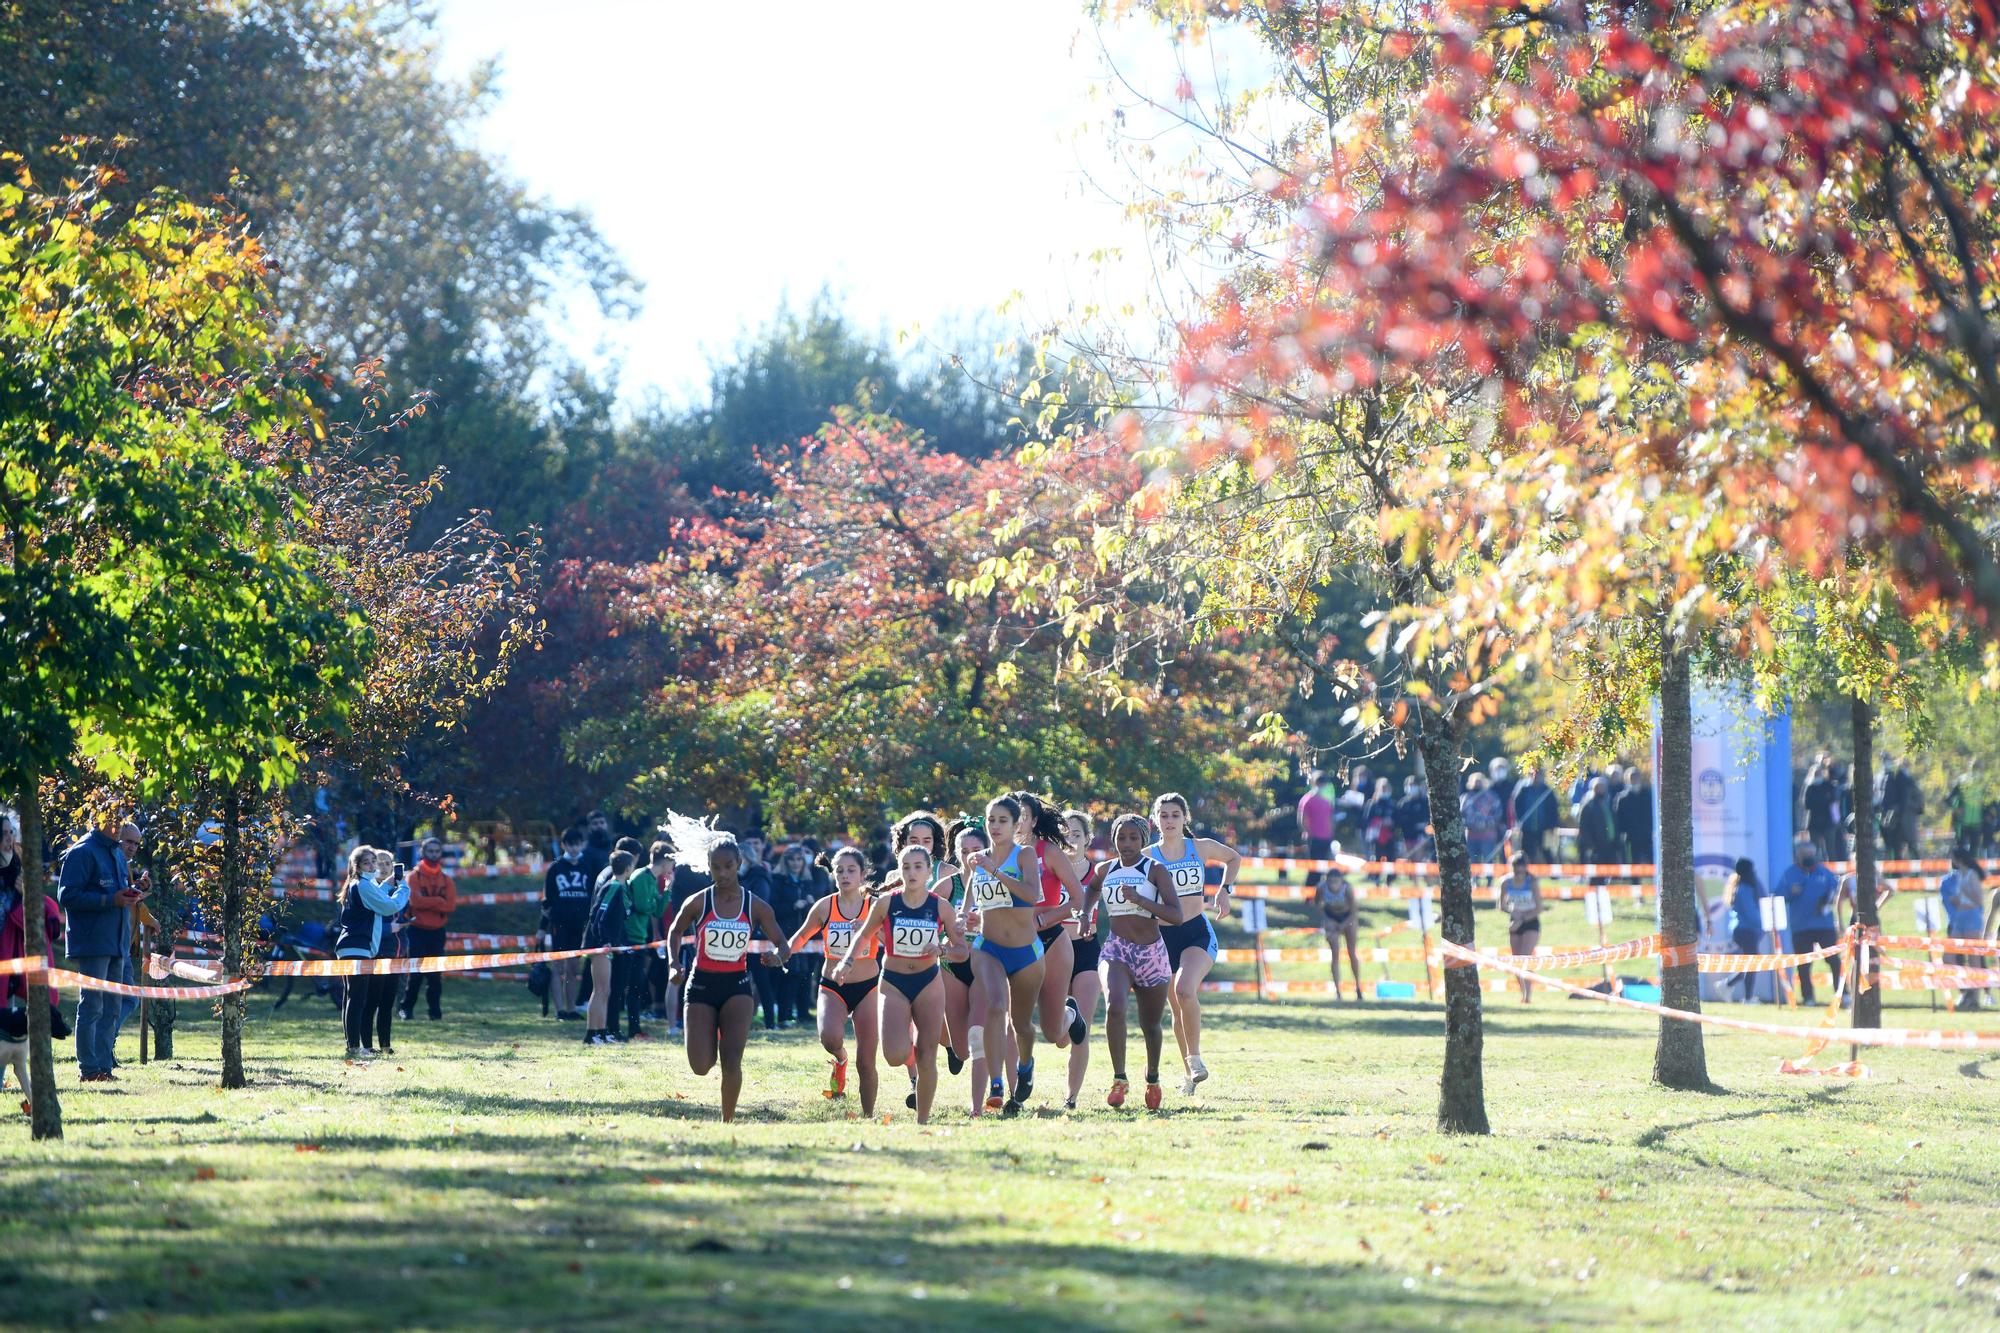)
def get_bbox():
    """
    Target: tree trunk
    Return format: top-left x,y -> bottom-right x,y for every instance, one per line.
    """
1414,701 -> 1489,1135
1850,694 -> 1882,1029
18,777 -> 63,1139
219,787 -> 247,1089
1652,642 -> 1714,1090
